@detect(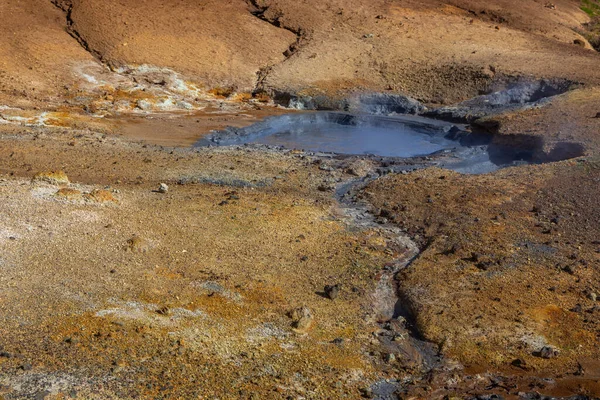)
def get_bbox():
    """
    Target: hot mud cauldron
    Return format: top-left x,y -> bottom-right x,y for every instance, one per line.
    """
195,112 -> 534,174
